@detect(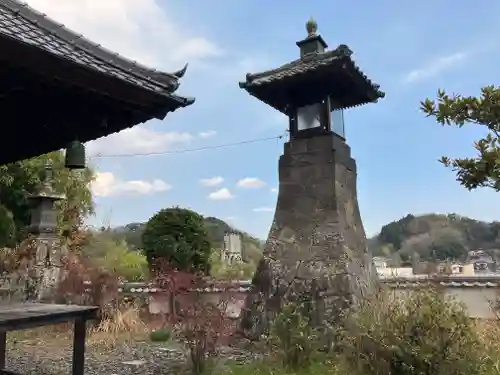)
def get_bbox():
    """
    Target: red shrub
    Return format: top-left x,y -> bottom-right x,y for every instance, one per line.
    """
55,254 -> 119,320
152,260 -> 238,374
